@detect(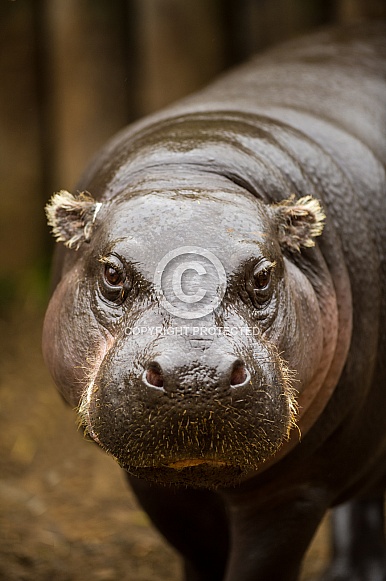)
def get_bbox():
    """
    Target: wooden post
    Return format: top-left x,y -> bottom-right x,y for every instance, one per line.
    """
0,2 -> 43,290
335,0 -> 386,22
41,0 -> 131,190
133,0 -> 225,115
